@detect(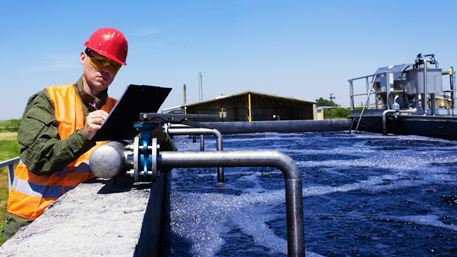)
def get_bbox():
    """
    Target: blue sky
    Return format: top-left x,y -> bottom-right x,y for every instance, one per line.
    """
1,0 -> 457,120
